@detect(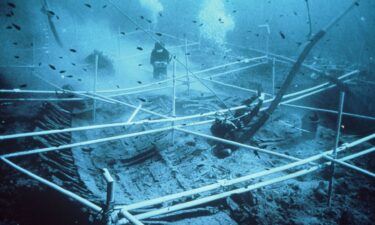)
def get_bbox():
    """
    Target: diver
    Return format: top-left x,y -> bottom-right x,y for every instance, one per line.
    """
150,42 -> 171,79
